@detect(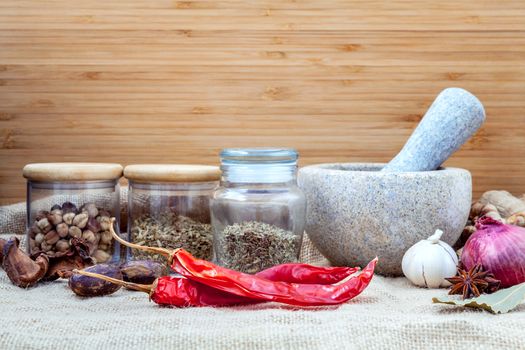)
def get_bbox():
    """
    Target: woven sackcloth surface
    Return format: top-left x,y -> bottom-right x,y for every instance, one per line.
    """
1,197 -> 524,350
